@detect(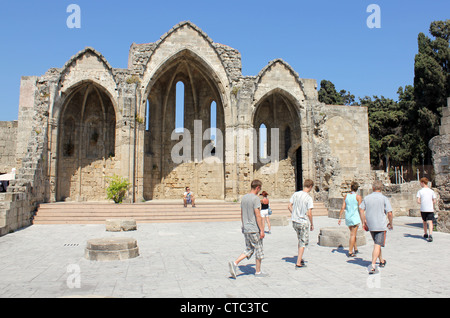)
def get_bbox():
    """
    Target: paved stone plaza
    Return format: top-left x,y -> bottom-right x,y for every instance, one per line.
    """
0,216 -> 449,298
